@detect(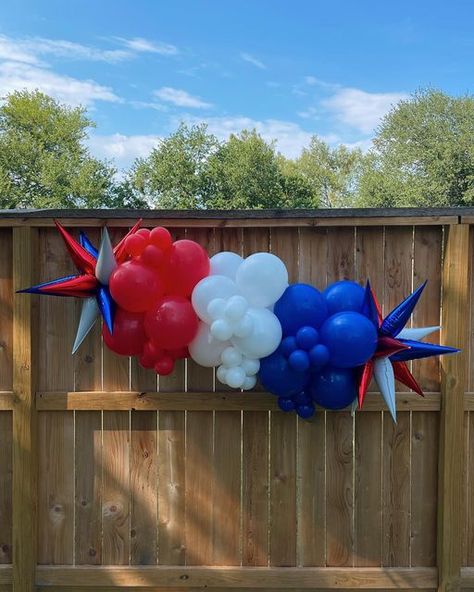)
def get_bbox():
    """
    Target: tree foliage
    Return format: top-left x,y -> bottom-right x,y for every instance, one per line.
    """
0,90 -> 117,208
357,89 -> 474,207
